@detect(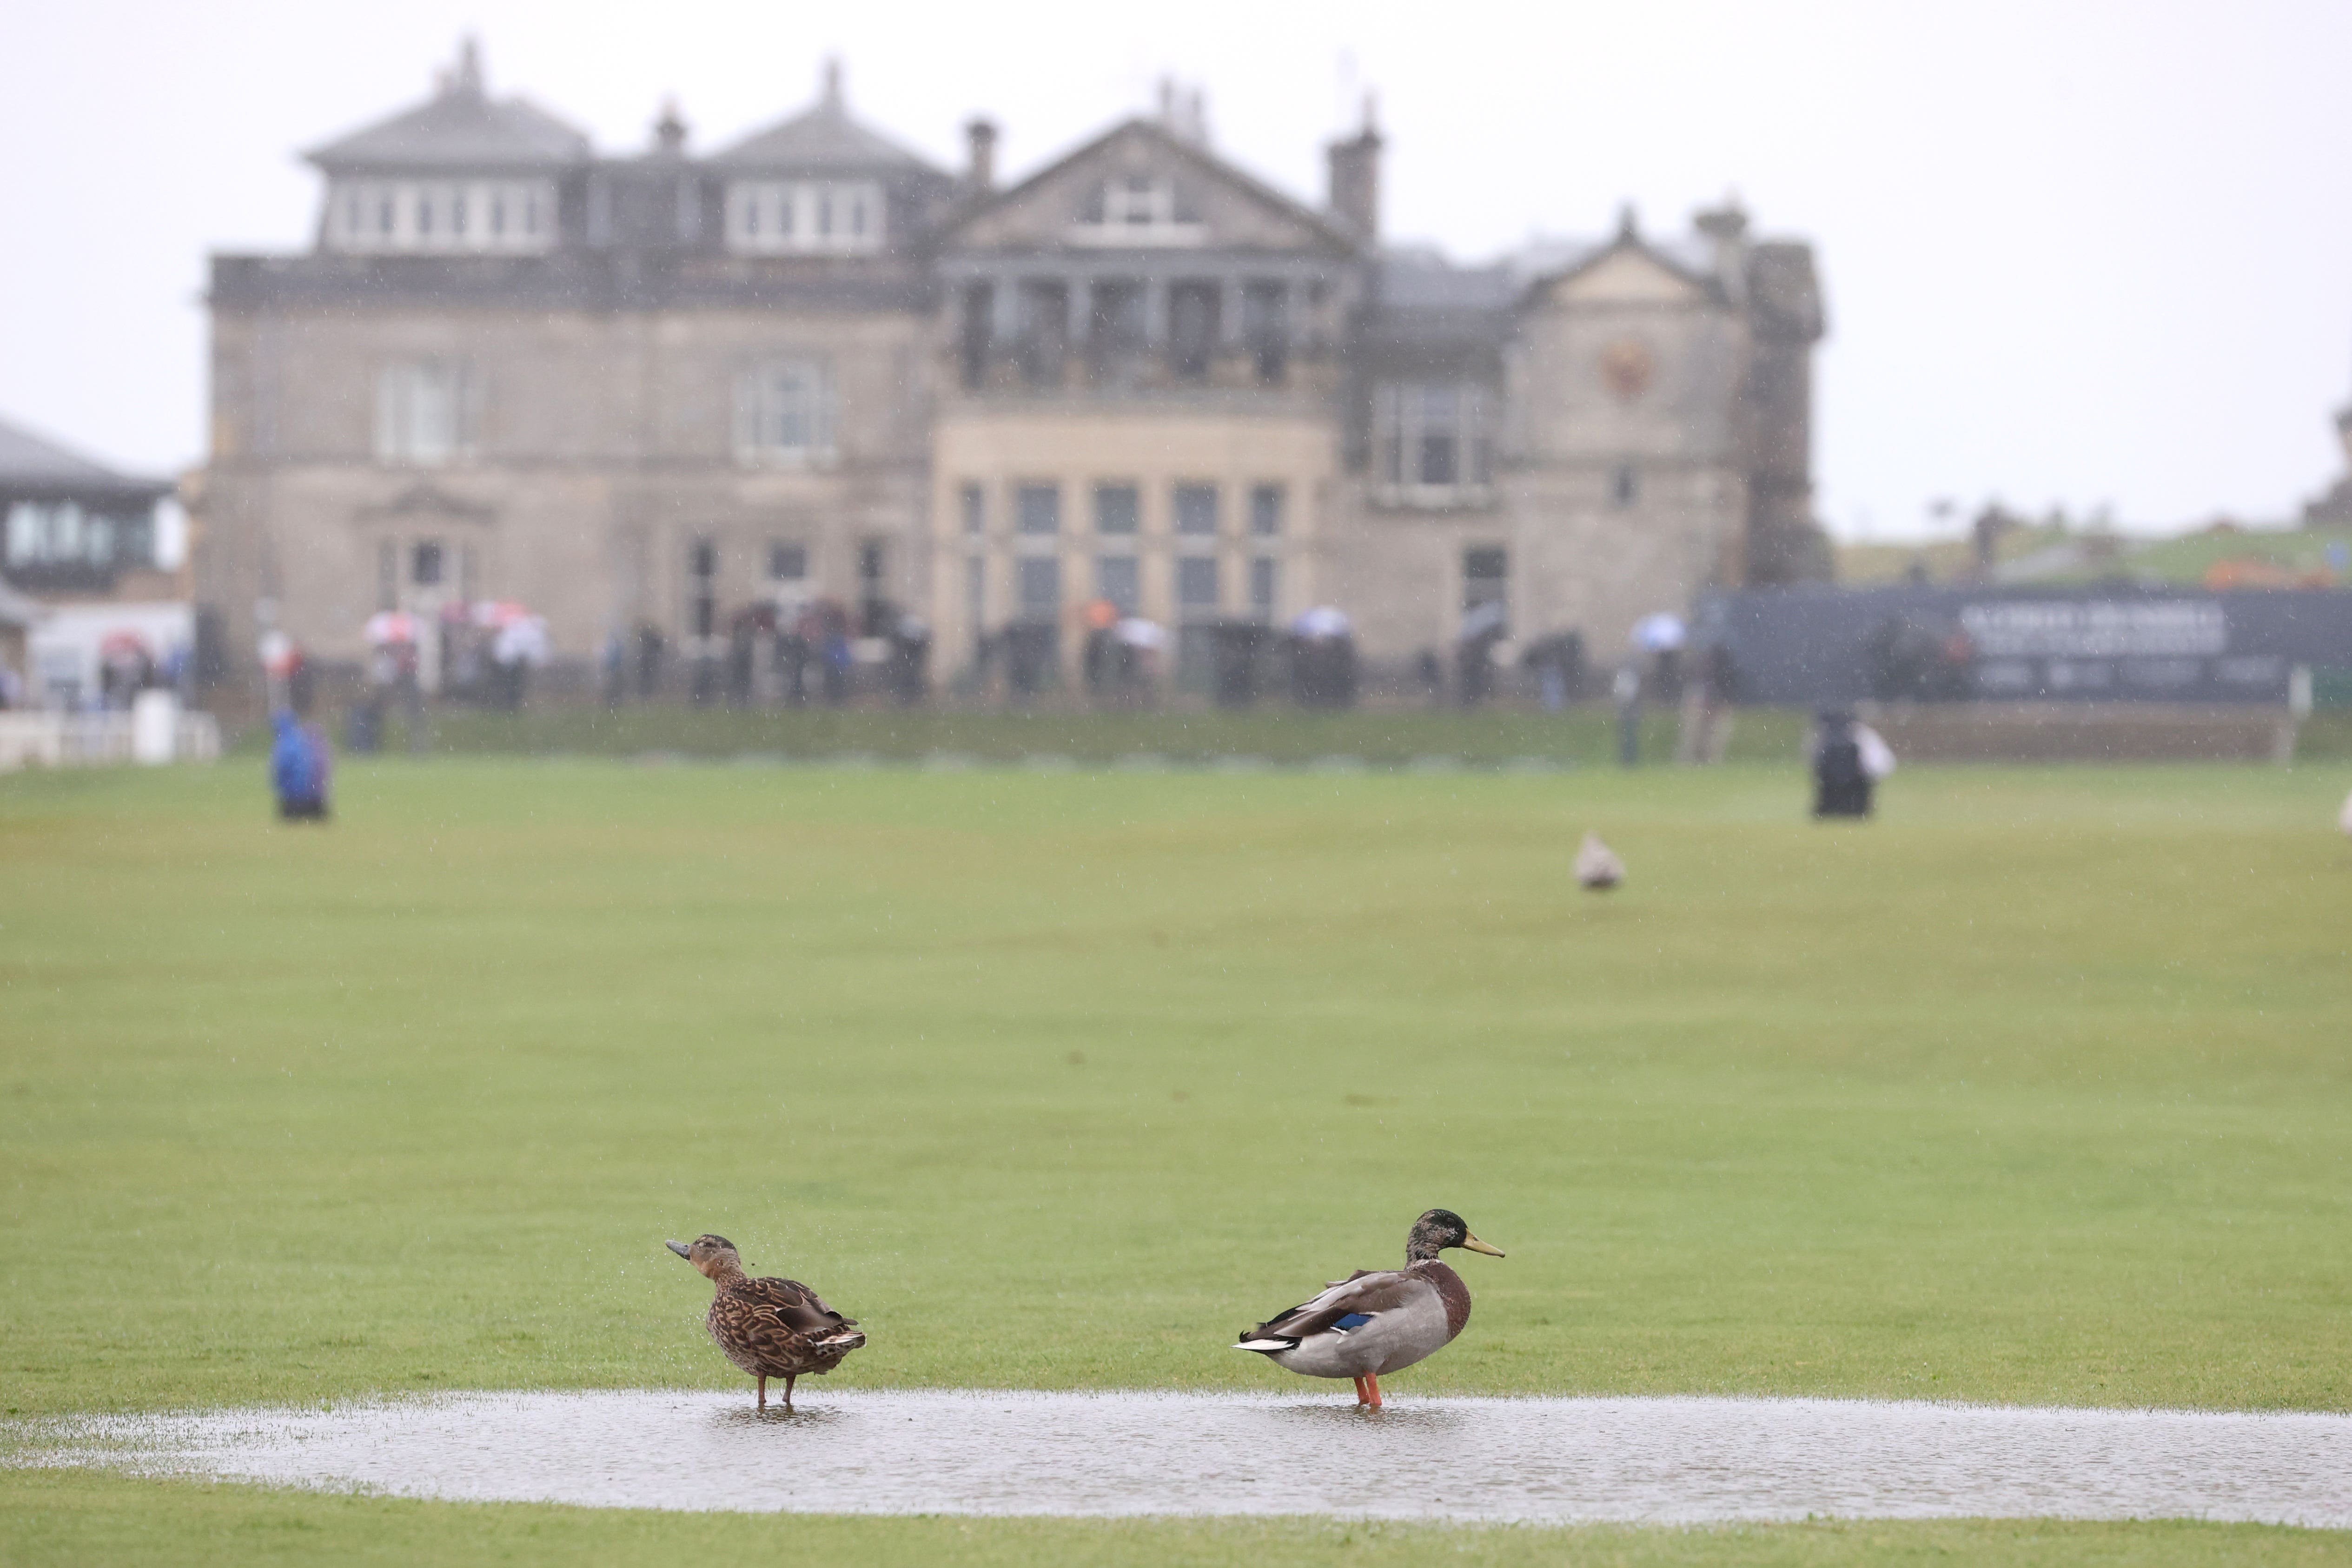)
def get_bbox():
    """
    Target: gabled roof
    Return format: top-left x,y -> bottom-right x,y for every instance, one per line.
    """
1514,210 -> 1722,305
942,116 -> 1359,253
1523,211 -> 1723,304
0,415 -> 165,494
711,64 -> 941,175
305,41 -> 590,172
